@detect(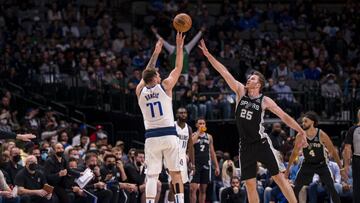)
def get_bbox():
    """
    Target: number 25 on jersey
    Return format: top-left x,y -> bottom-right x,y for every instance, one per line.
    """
146,101 -> 163,118
240,109 -> 253,120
